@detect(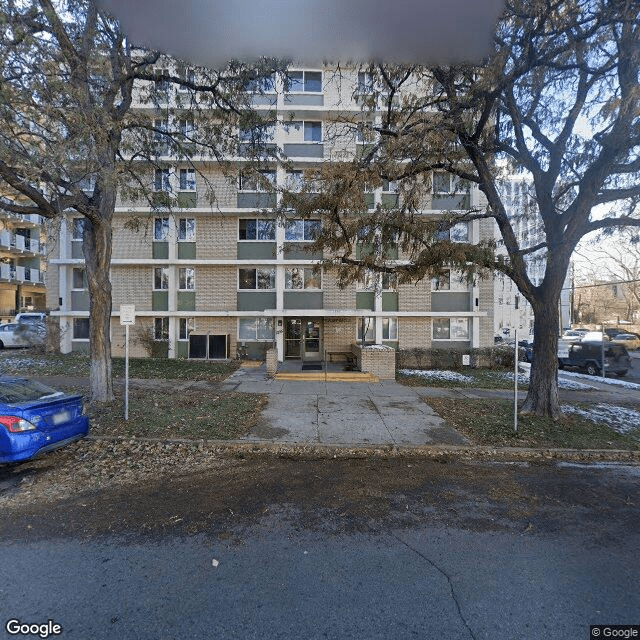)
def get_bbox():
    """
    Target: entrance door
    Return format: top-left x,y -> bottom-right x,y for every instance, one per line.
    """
284,317 -> 322,359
